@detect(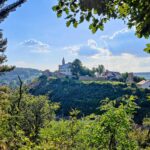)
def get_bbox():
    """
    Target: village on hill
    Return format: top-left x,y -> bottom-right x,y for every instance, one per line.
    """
42,58 -> 150,89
